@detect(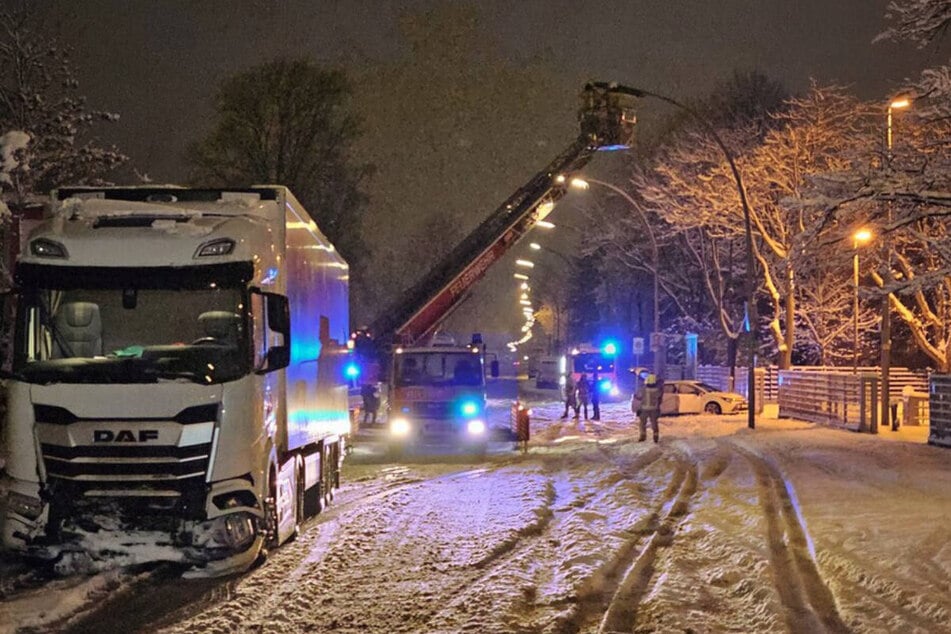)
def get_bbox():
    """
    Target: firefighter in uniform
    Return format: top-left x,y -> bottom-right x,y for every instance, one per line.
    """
632,373 -> 661,443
